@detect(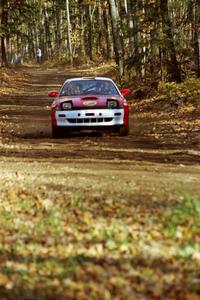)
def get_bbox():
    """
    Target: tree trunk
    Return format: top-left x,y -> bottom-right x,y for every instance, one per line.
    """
124,0 -> 128,14
0,0 -> 2,18
1,37 -> 8,66
44,3 -> 52,59
108,0 -> 124,78
160,0 -> 181,82
129,0 -> 142,80
80,12 -> 86,57
55,5 -> 61,50
1,0 -> 8,67
103,8 -> 113,60
87,5 -> 93,61
97,2 -> 103,56
193,0 -> 200,77
66,0 -> 73,65
28,28 -> 35,60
